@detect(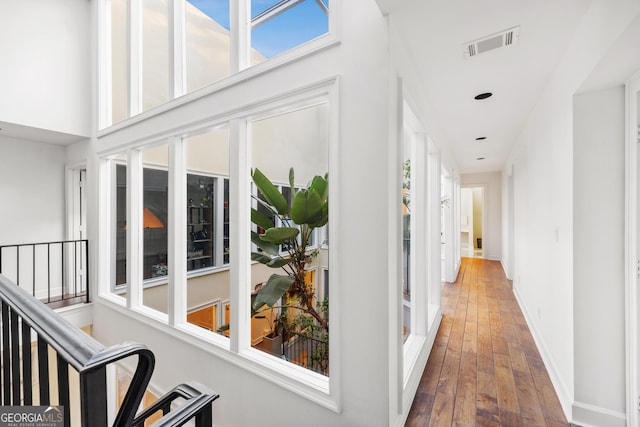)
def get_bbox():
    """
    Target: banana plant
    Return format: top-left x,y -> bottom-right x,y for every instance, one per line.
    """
250,167 -> 329,332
